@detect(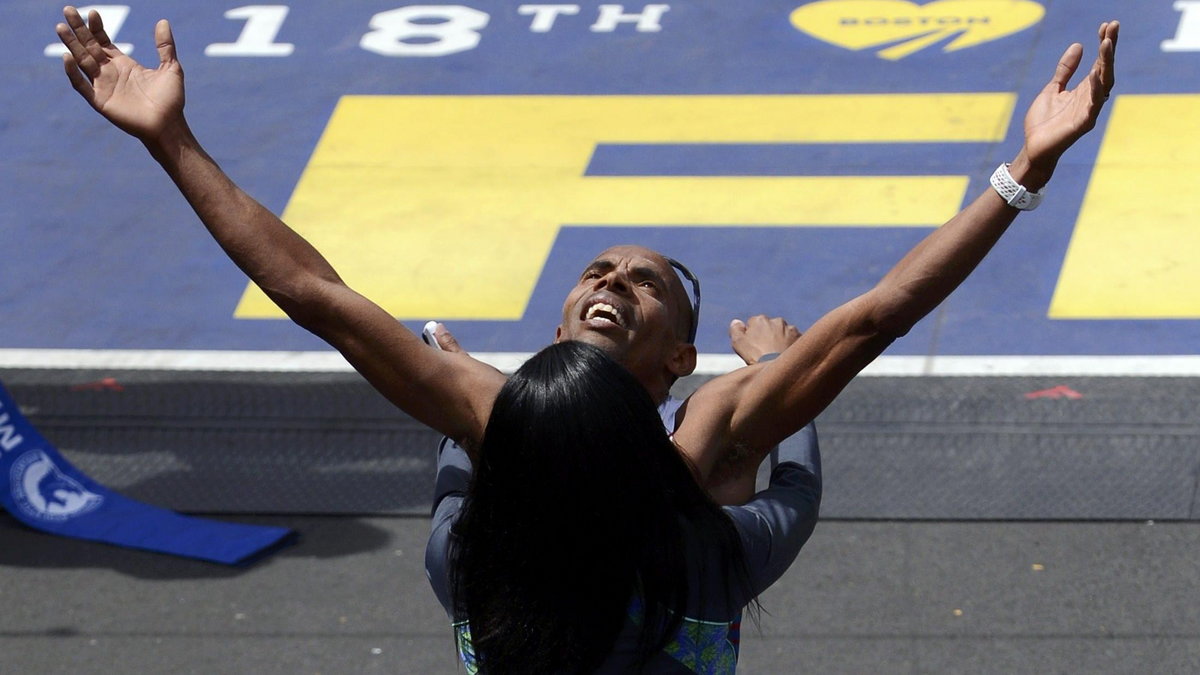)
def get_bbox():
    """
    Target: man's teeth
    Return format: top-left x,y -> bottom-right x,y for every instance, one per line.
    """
585,302 -> 622,325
